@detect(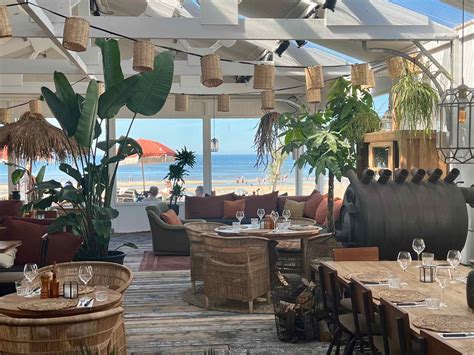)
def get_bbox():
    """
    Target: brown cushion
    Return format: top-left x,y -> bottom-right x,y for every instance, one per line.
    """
0,200 -> 23,219
46,232 -> 82,265
223,199 -> 246,219
315,197 -> 328,225
276,190 -> 322,214
3,217 -> 46,265
241,191 -> 278,218
283,199 -> 305,218
303,191 -> 325,218
324,198 -> 343,226
161,209 -> 182,225
185,193 -> 234,219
